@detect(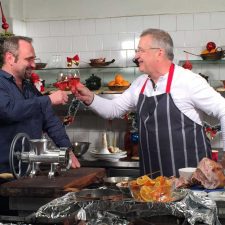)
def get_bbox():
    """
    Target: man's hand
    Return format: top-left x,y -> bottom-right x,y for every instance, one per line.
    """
72,83 -> 94,106
49,90 -> 69,105
69,151 -> 81,168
